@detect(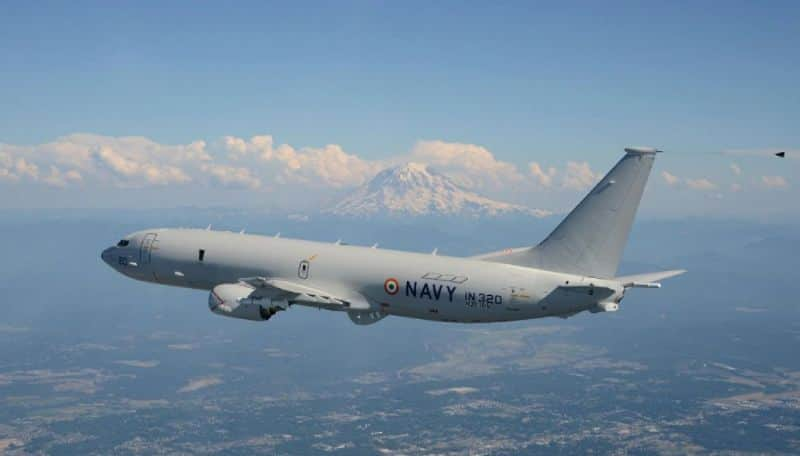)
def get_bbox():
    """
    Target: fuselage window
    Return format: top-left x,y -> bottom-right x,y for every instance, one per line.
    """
198,249 -> 205,262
